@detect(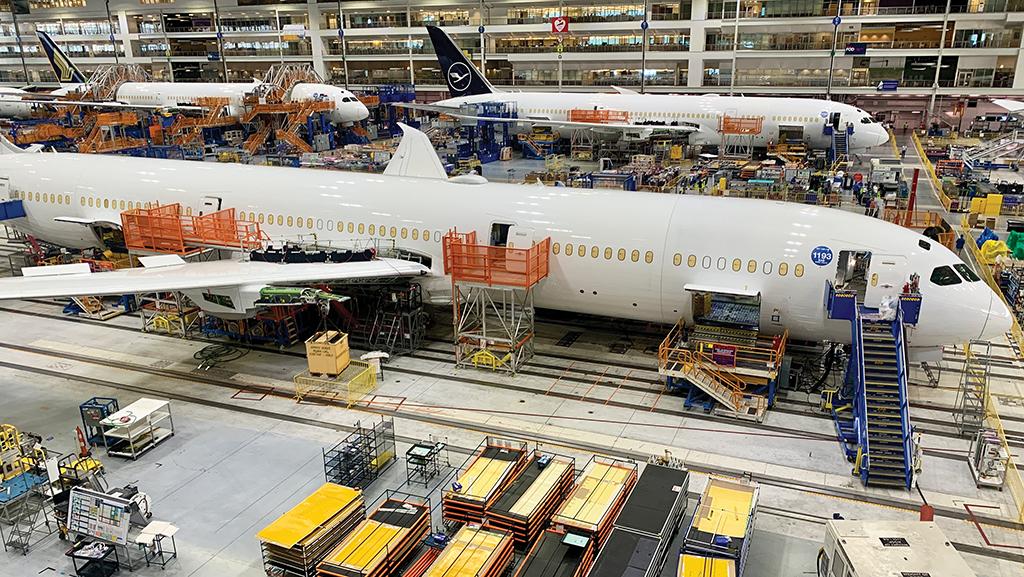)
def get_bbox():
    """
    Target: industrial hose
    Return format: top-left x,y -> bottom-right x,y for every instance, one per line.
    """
193,343 -> 248,370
